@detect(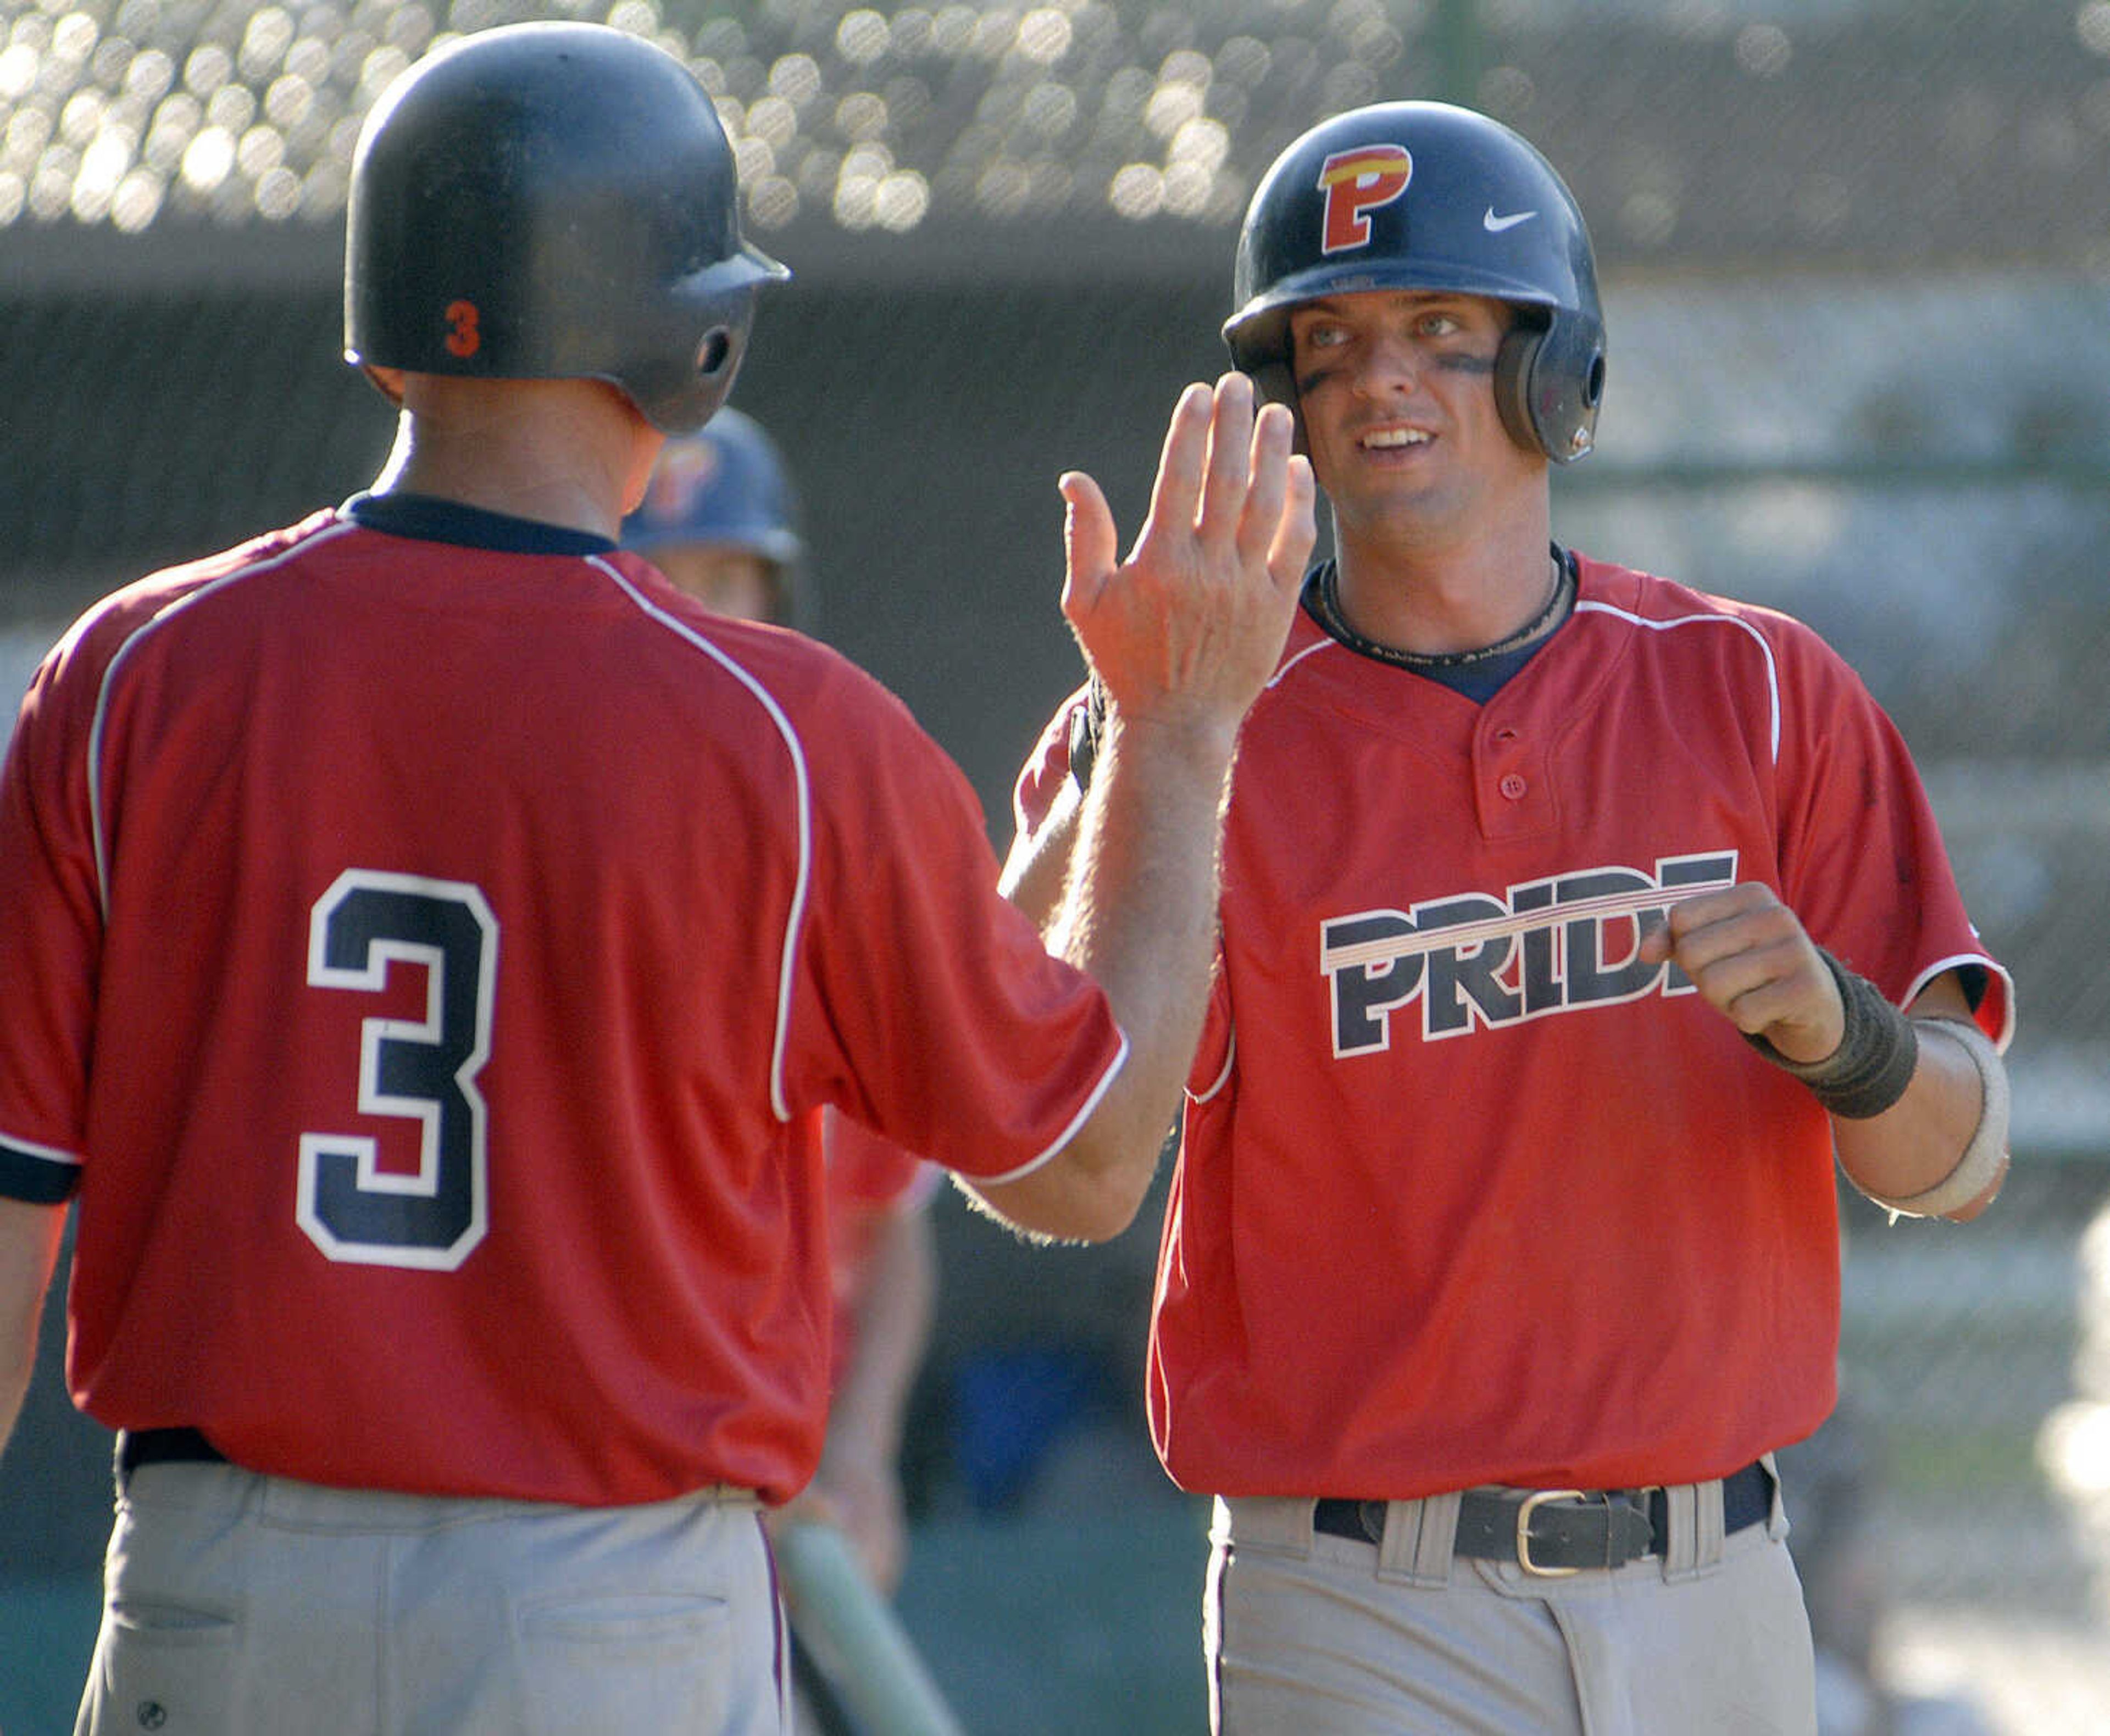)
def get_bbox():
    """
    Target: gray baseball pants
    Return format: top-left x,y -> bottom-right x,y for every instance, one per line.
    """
74,1461 -> 787,1735
1206,1462 -> 1817,1734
